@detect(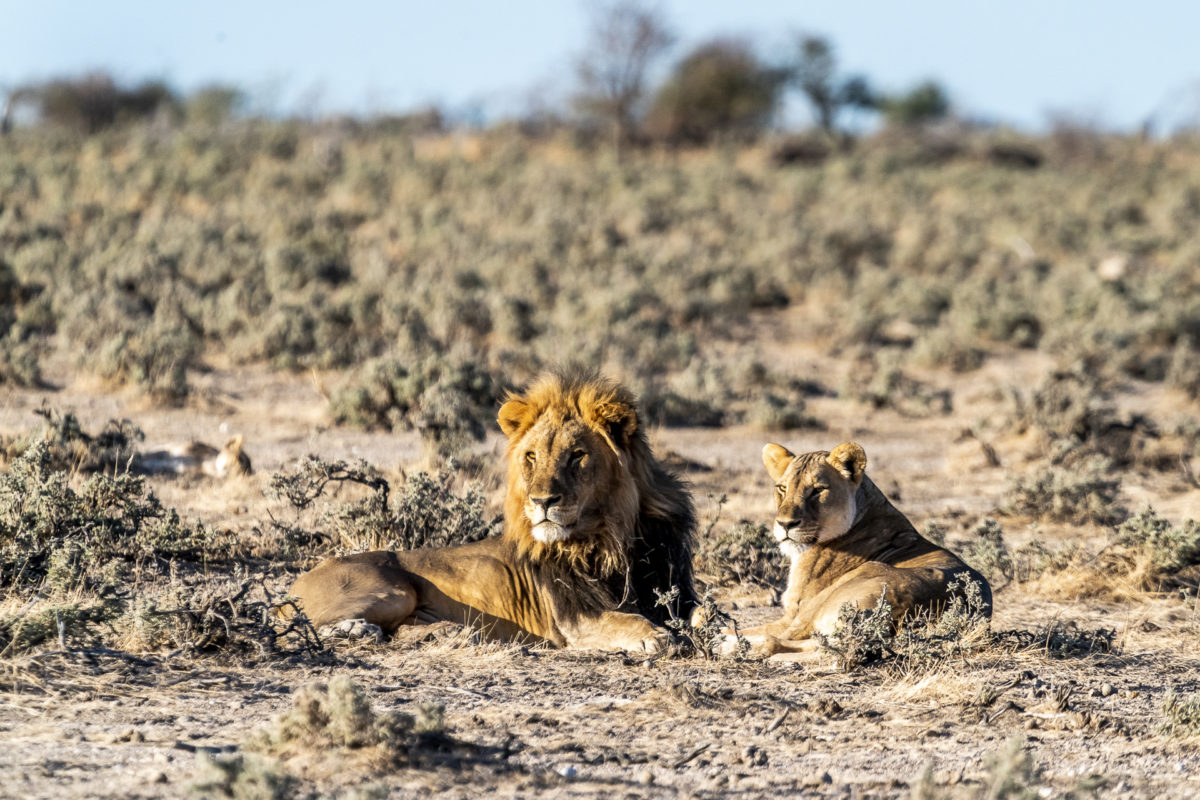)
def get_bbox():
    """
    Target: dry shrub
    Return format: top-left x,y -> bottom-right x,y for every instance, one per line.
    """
1003,455 -> 1125,526
249,676 -> 452,767
1021,508 -> 1200,600
329,355 -> 500,460
190,753 -> 297,800
1160,690 -> 1200,738
911,736 -> 1042,800
0,440 -> 214,597
0,407 -> 142,474
126,575 -> 325,660
816,575 -> 993,672
268,455 -> 498,557
695,520 -> 787,589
